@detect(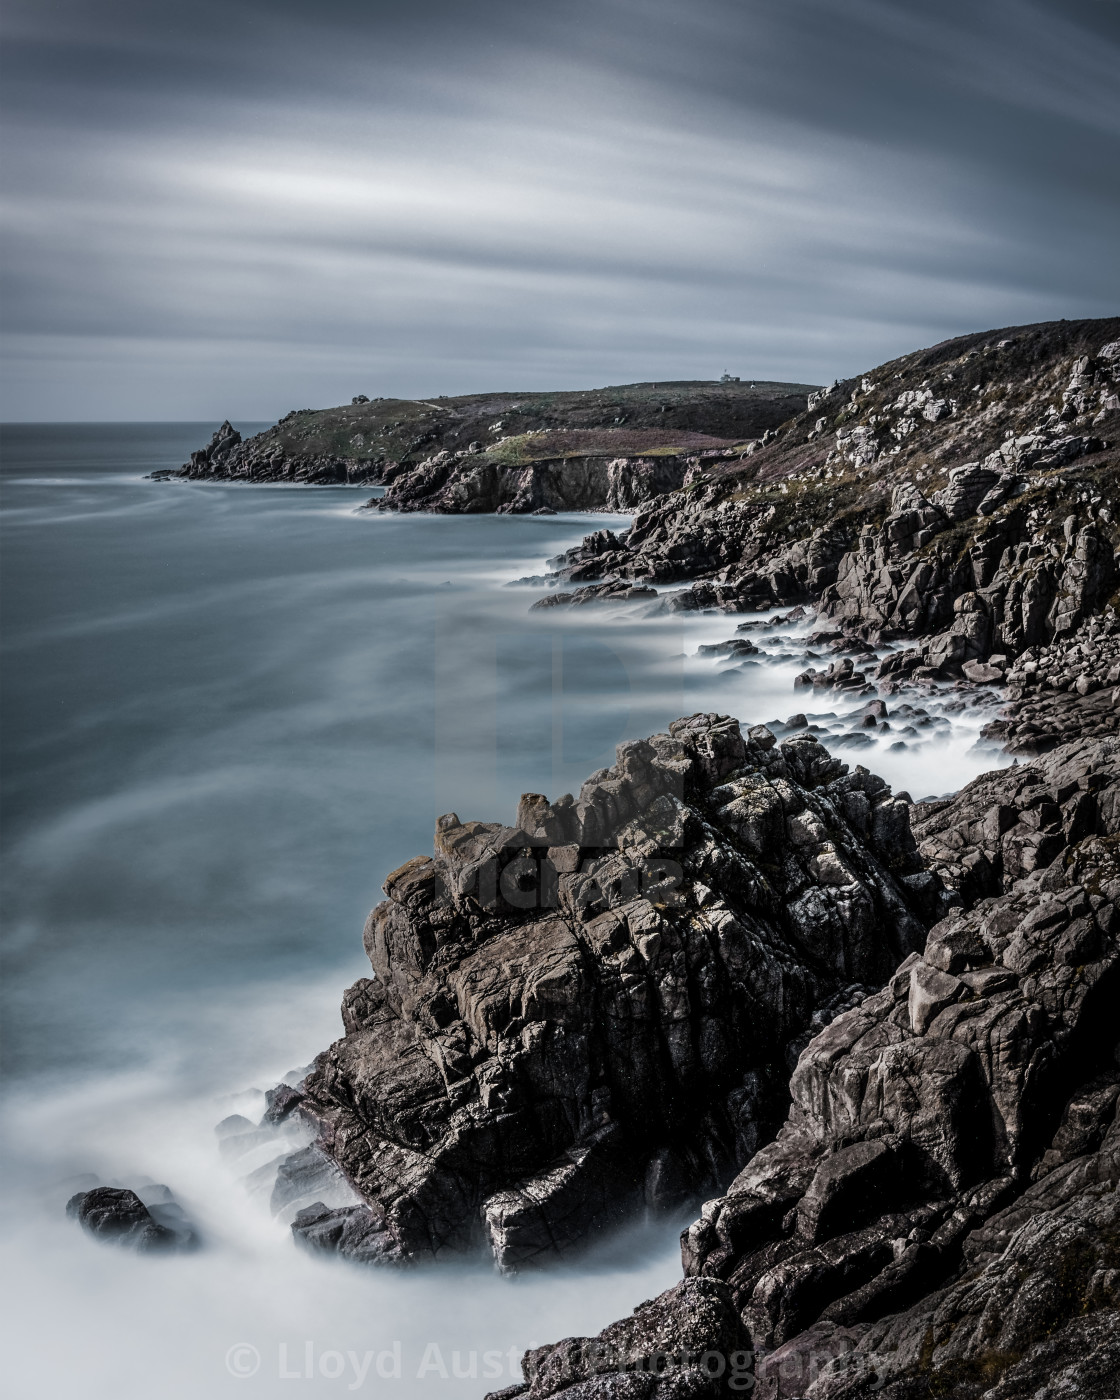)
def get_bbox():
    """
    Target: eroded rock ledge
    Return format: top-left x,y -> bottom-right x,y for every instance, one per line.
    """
501,735 -> 1120,1400
282,715 -> 940,1273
